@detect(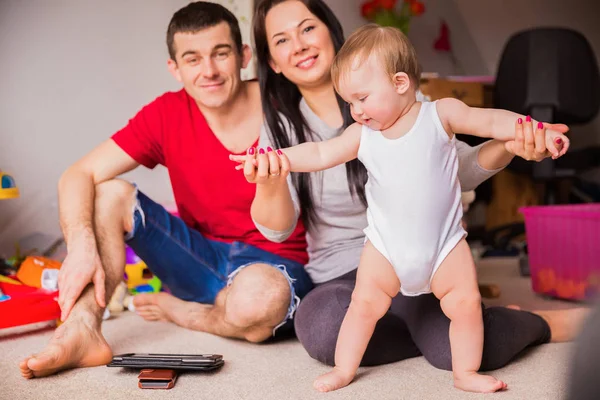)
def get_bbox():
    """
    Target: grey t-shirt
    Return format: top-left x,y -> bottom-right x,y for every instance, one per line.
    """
257,98 -> 501,284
